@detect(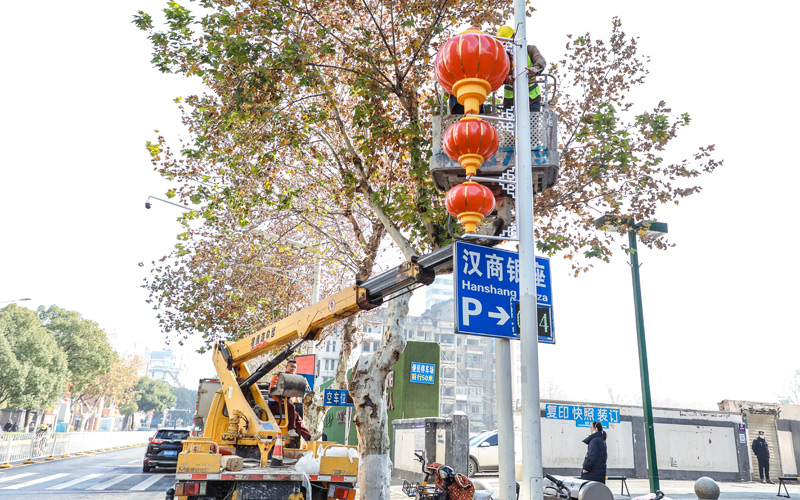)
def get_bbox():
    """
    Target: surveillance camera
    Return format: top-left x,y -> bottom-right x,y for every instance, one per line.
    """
145,202 -> 152,209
